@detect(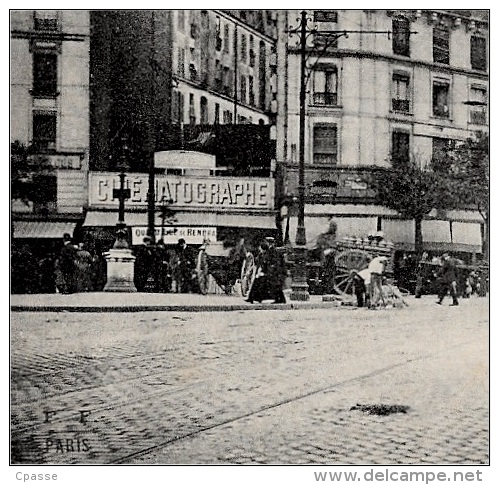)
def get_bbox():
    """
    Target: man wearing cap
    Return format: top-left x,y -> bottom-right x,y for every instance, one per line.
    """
367,255 -> 388,308
436,253 -> 459,306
